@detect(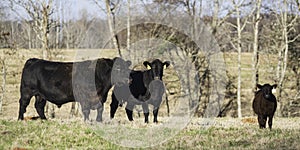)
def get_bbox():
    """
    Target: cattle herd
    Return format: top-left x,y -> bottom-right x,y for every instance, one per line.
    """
17,57 -> 278,129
